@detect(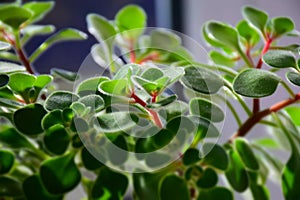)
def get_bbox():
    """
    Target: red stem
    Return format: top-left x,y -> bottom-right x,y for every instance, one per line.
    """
252,98 -> 260,114
229,93 -> 300,142
137,52 -> 160,64
151,93 -> 157,103
131,92 -> 163,128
